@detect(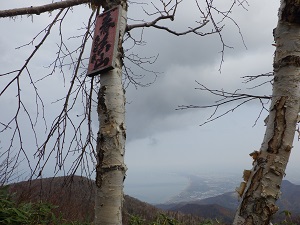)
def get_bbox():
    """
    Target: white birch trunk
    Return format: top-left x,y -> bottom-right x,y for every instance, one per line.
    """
233,1 -> 300,224
94,2 -> 127,225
